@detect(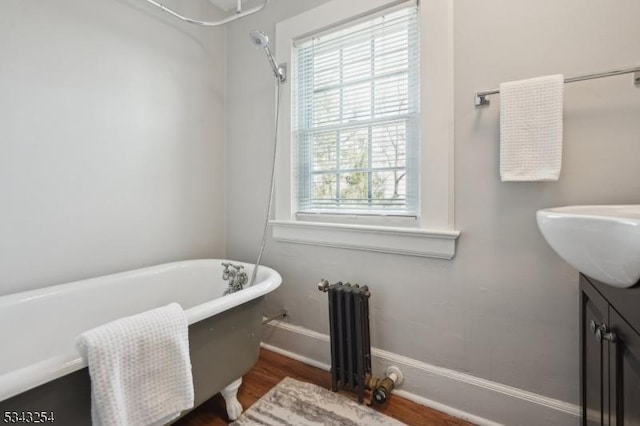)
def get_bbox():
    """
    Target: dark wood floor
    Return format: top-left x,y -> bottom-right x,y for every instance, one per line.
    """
175,349 -> 474,426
